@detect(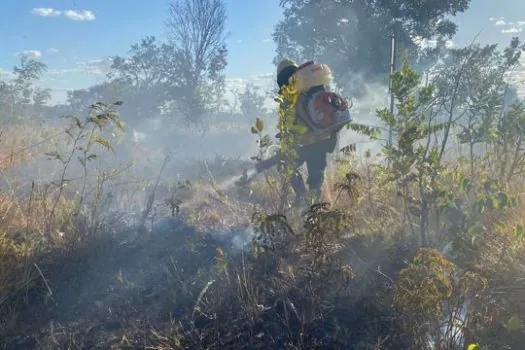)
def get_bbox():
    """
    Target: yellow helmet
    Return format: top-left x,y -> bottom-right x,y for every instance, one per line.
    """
277,59 -> 298,77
